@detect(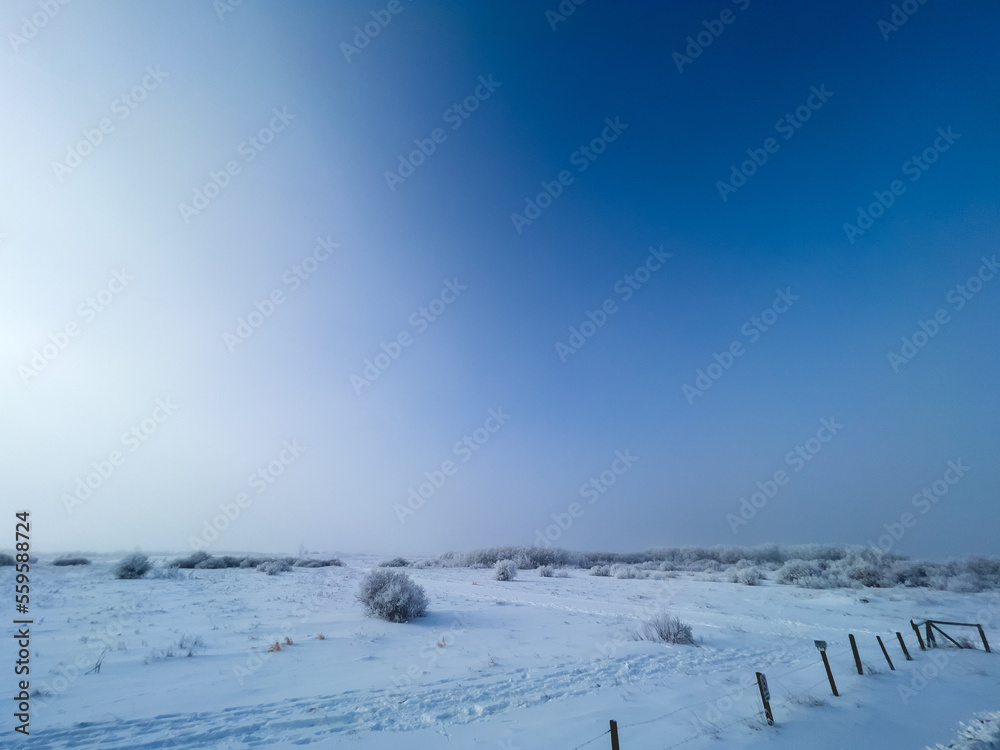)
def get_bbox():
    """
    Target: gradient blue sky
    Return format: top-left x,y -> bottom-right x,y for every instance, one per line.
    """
2,0 -> 998,560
